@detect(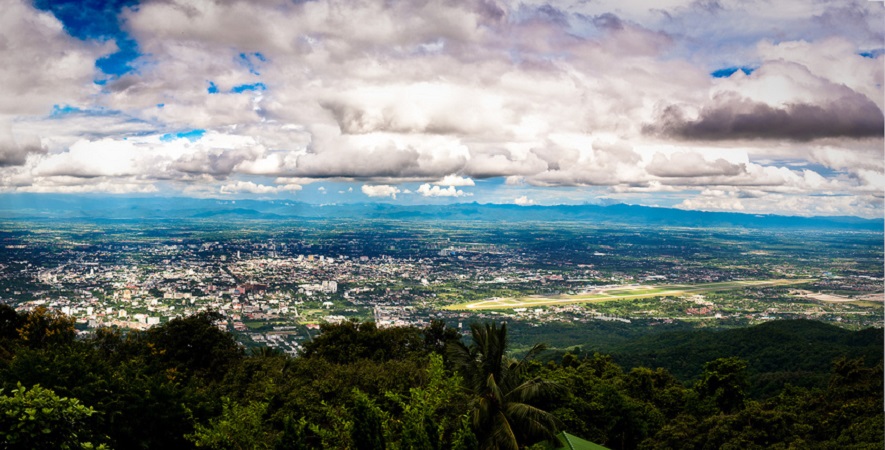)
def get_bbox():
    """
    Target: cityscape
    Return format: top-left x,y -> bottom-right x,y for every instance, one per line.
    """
3,212 -> 881,354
